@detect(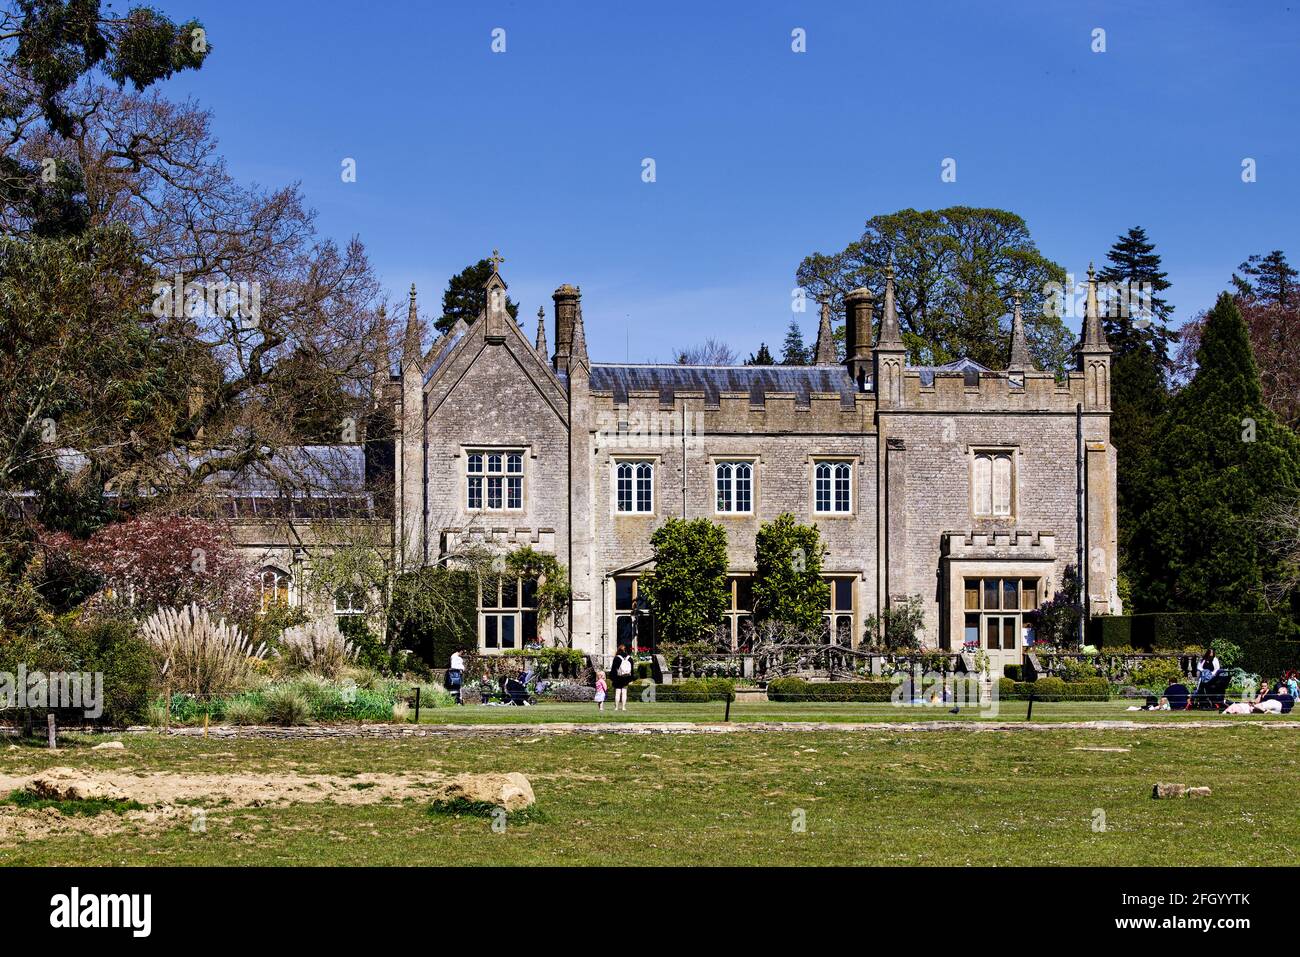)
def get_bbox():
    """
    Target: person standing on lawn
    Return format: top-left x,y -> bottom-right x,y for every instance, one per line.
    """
594,670 -> 607,712
610,644 -> 635,712
447,648 -> 466,705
